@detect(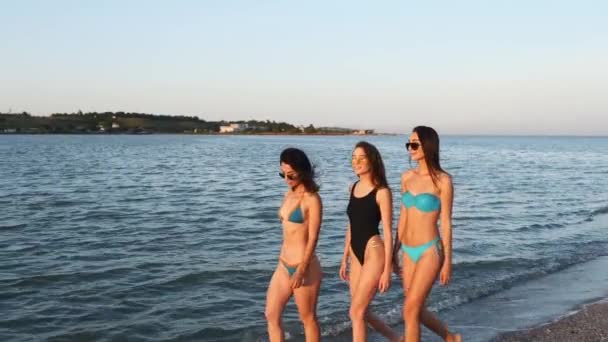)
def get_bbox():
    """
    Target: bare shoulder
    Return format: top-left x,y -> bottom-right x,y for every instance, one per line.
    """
348,182 -> 356,194
377,186 -> 391,196
303,192 -> 321,211
438,172 -> 453,191
401,169 -> 415,190
301,192 -> 321,216
304,191 -> 322,204
402,169 -> 415,181
438,172 -> 452,183
375,186 -> 392,203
